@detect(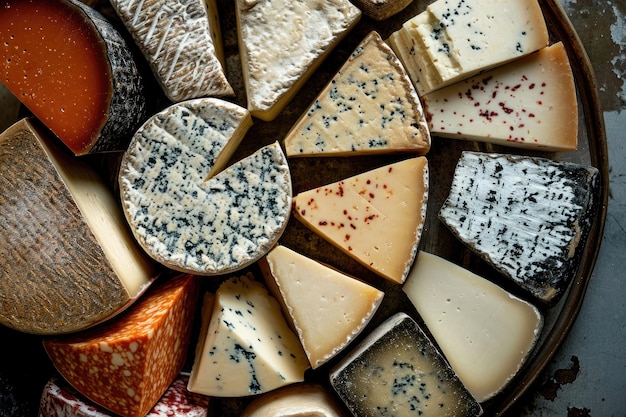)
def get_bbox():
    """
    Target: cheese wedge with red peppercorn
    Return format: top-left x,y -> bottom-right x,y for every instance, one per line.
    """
43,274 -> 199,417
292,157 -> 428,284
423,42 -> 578,151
